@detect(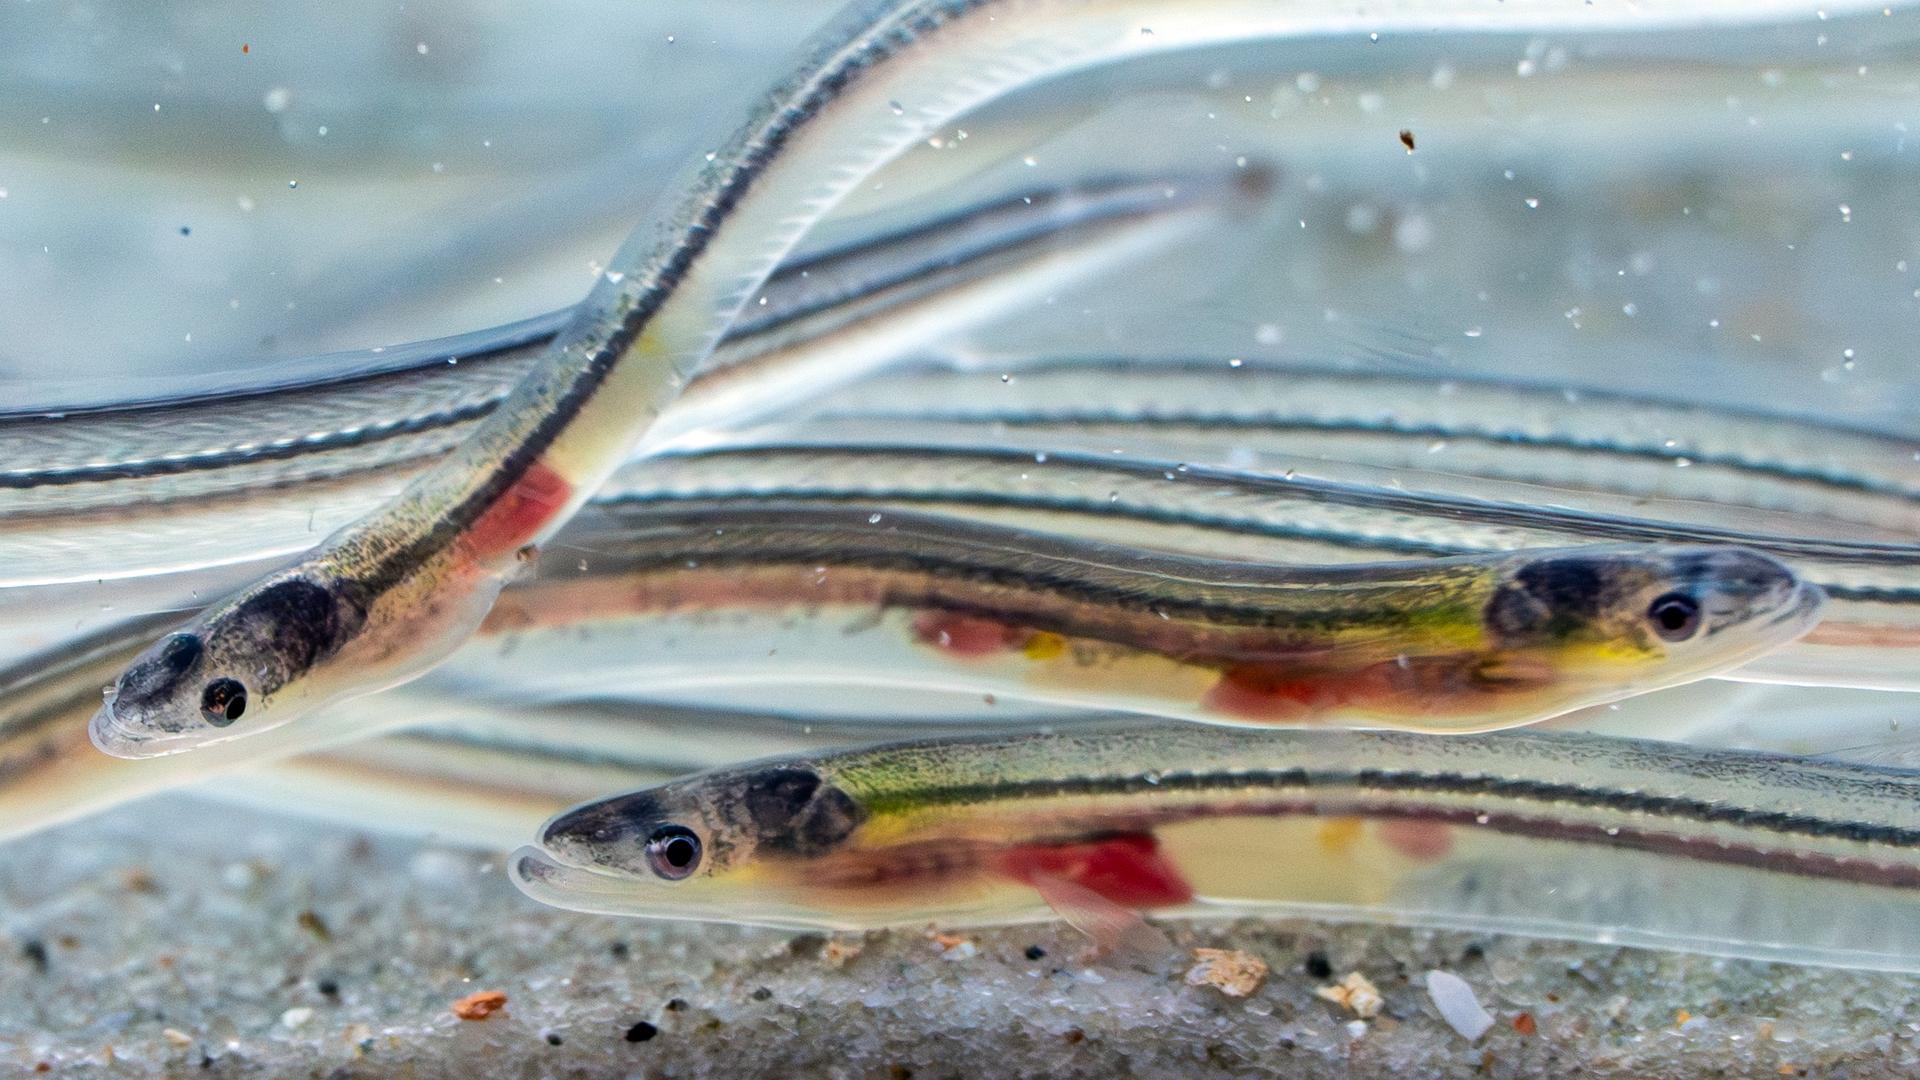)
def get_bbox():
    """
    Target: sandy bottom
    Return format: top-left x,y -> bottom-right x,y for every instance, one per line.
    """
3,795 -> 1917,1078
